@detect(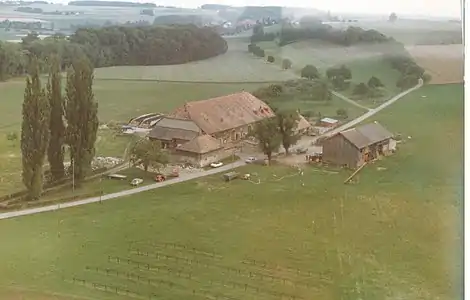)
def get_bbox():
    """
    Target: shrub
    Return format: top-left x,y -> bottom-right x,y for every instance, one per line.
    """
267,55 -> 275,63
336,108 -> 348,119
367,76 -> 384,88
282,58 -> 292,69
353,82 -> 369,95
